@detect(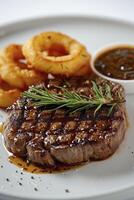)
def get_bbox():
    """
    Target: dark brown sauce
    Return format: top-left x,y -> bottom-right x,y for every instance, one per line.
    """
94,46 -> 134,80
8,156 -> 86,174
